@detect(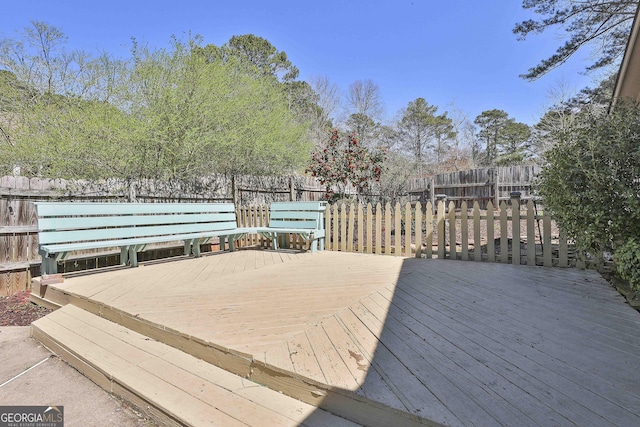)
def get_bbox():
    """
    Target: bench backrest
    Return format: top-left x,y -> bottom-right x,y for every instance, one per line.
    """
268,201 -> 326,231
35,202 -> 239,246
